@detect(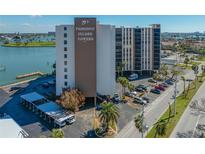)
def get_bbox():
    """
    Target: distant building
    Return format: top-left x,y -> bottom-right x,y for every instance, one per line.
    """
56,18 -> 116,98
116,24 -> 161,75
